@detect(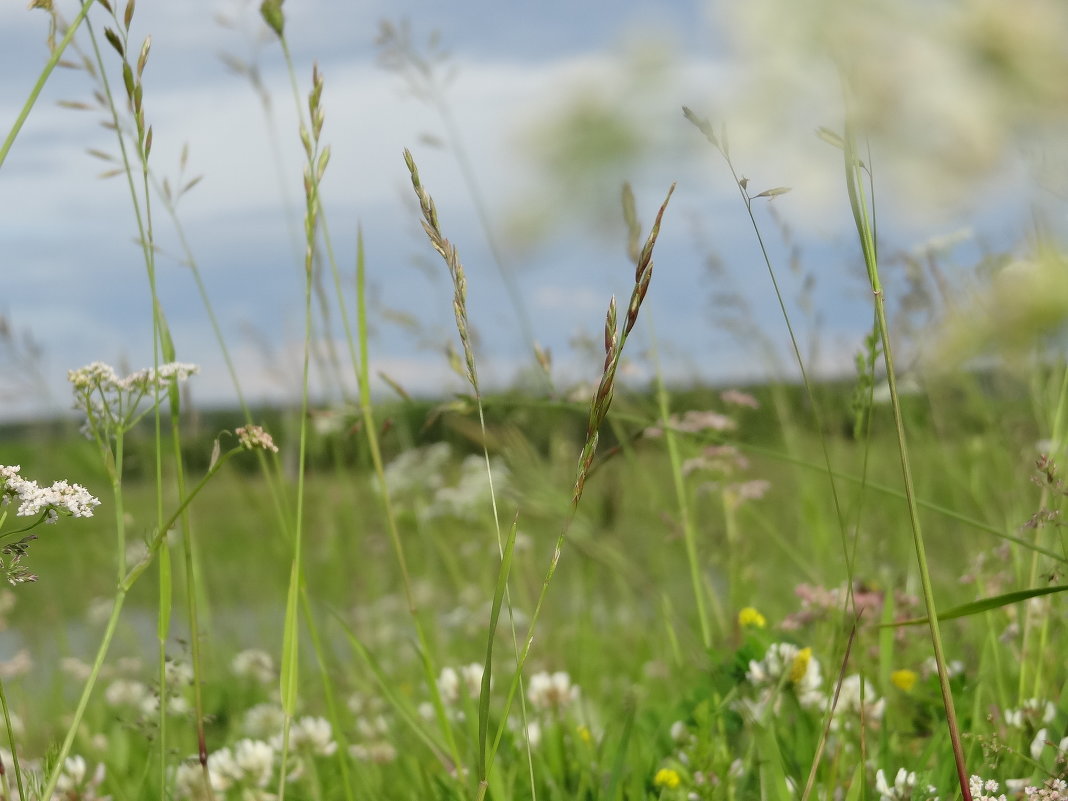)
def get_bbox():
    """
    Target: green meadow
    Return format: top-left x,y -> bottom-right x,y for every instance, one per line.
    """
3,2 -> 1068,800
